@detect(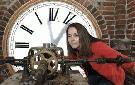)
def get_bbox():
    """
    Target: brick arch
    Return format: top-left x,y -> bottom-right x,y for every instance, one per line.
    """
86,4 -> 108,43
87,4 -> 107,31
74,0 -> 107,37
75,0 -> 108,41
80,0 -> 116,44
